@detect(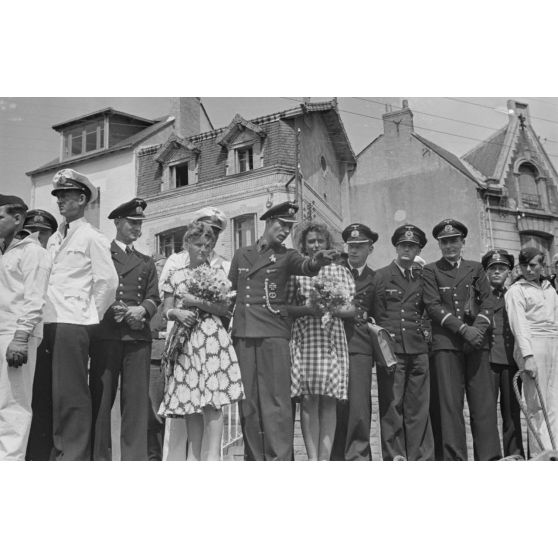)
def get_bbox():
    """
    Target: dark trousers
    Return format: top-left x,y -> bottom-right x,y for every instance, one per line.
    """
233,337 -> 293,461
331,354 -> 373,461
26,338 -> 53,460
377,353 -> 434,461
491,363 -> 524,458
148,360 -> 165,461
430,349 -> 501,461
47,323 -> 92,461
89,339 -> 151,461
